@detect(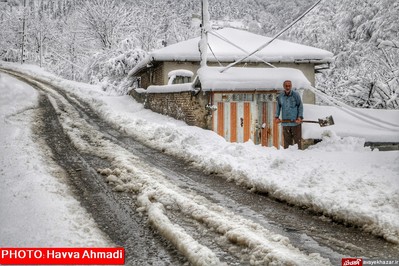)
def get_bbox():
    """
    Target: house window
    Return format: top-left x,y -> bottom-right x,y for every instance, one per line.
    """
232,94 -> 254,102
221,94 -> 232,102
258,94 -> 276,102
133,77 -> 141,88
173,76 -> 191,84
168,69 -> 194,85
